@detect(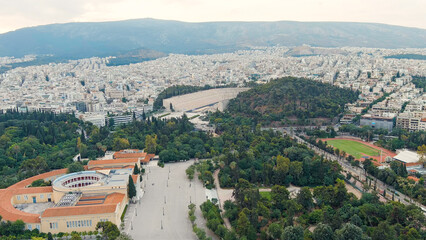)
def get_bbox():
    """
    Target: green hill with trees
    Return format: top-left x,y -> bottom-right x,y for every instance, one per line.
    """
227,77 -> 359,125
412,76 -> 426,91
